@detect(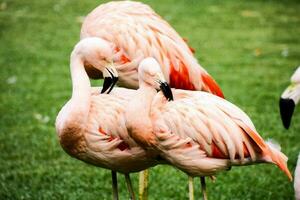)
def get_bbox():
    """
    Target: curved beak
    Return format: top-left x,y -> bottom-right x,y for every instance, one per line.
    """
159,81 -> 173,101
279,84 -> 299,129
101,65 -> 119,94
279,97 -> 295,129
154,73 -> 173,101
